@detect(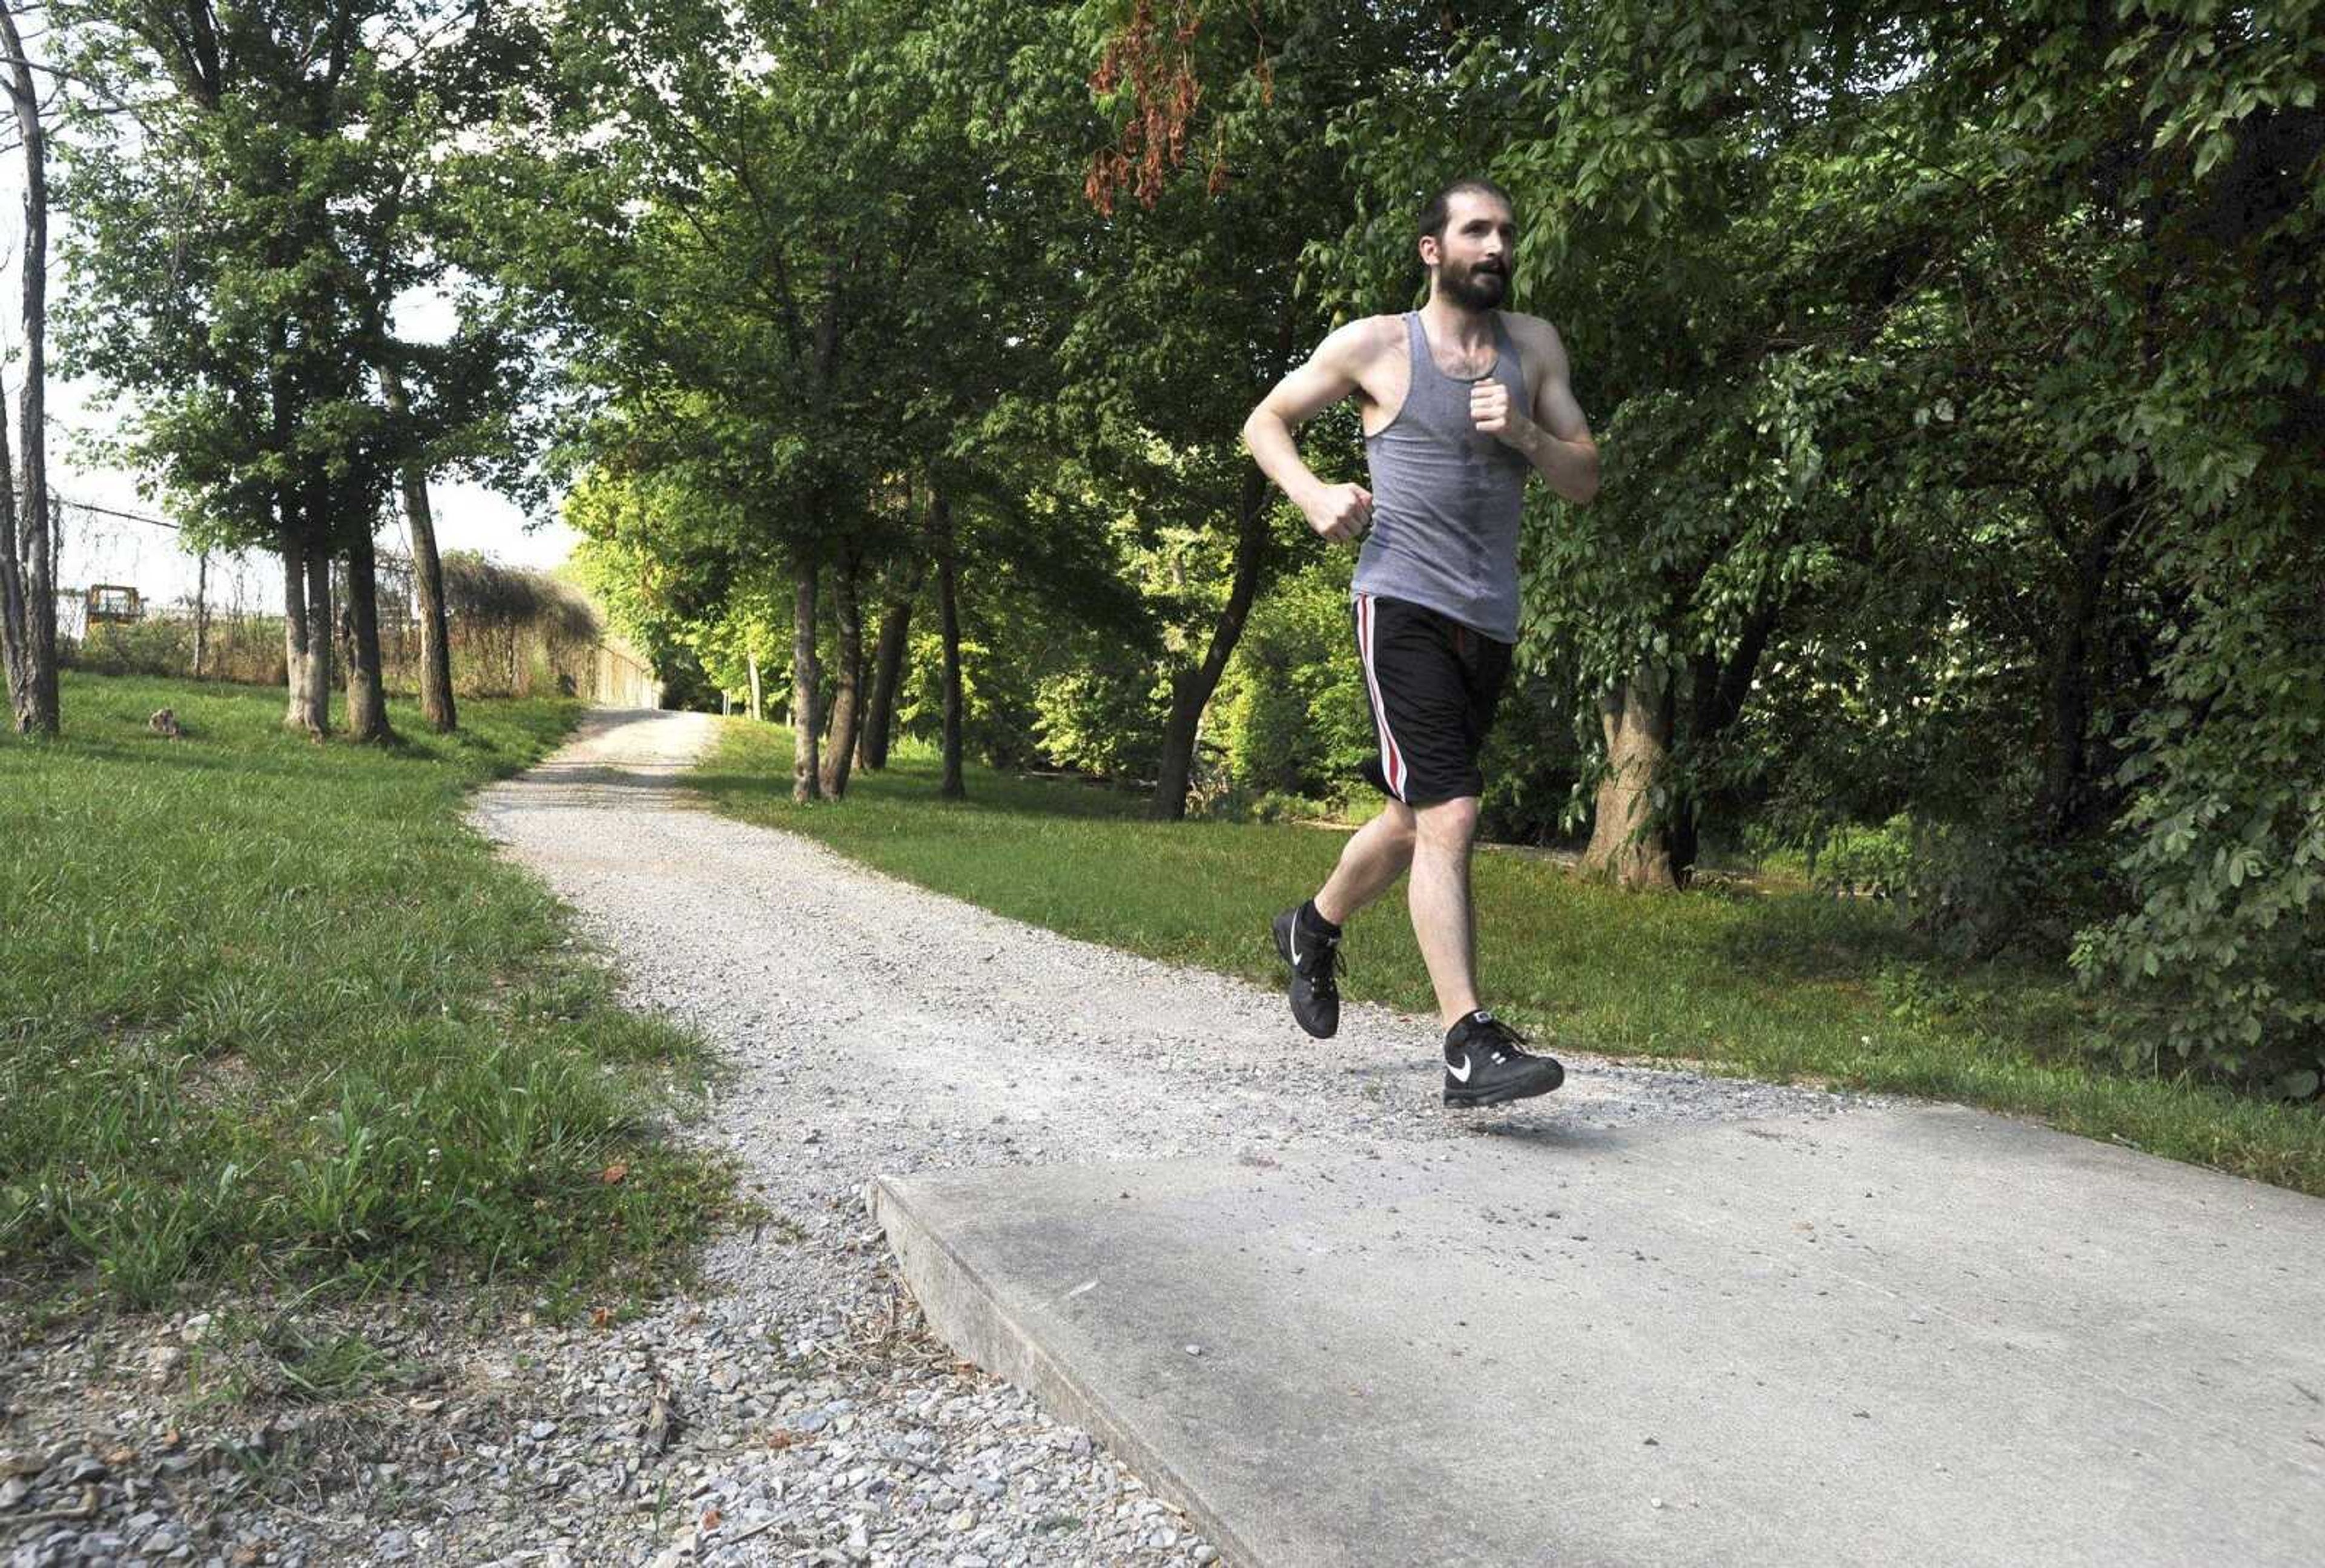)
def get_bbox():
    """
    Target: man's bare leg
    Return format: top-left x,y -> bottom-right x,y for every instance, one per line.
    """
1313,800 -> 1417,926
1275,800 -> 1414,1039
1408,795 -> 1483,1029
